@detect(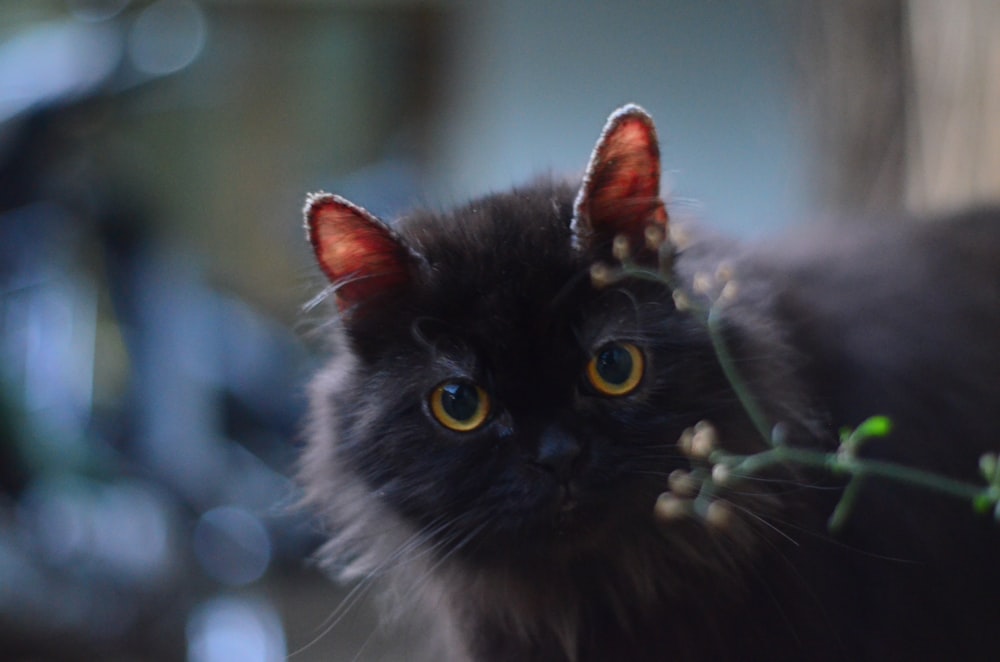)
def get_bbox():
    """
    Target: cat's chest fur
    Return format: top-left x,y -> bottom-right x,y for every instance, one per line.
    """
300,106 -> 1000,661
